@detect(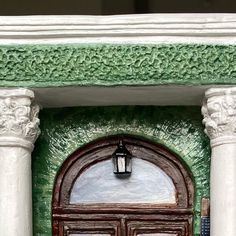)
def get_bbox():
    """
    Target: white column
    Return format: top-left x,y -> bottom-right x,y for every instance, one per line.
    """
0,89 -> 40,236
202,87 -> 236,236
